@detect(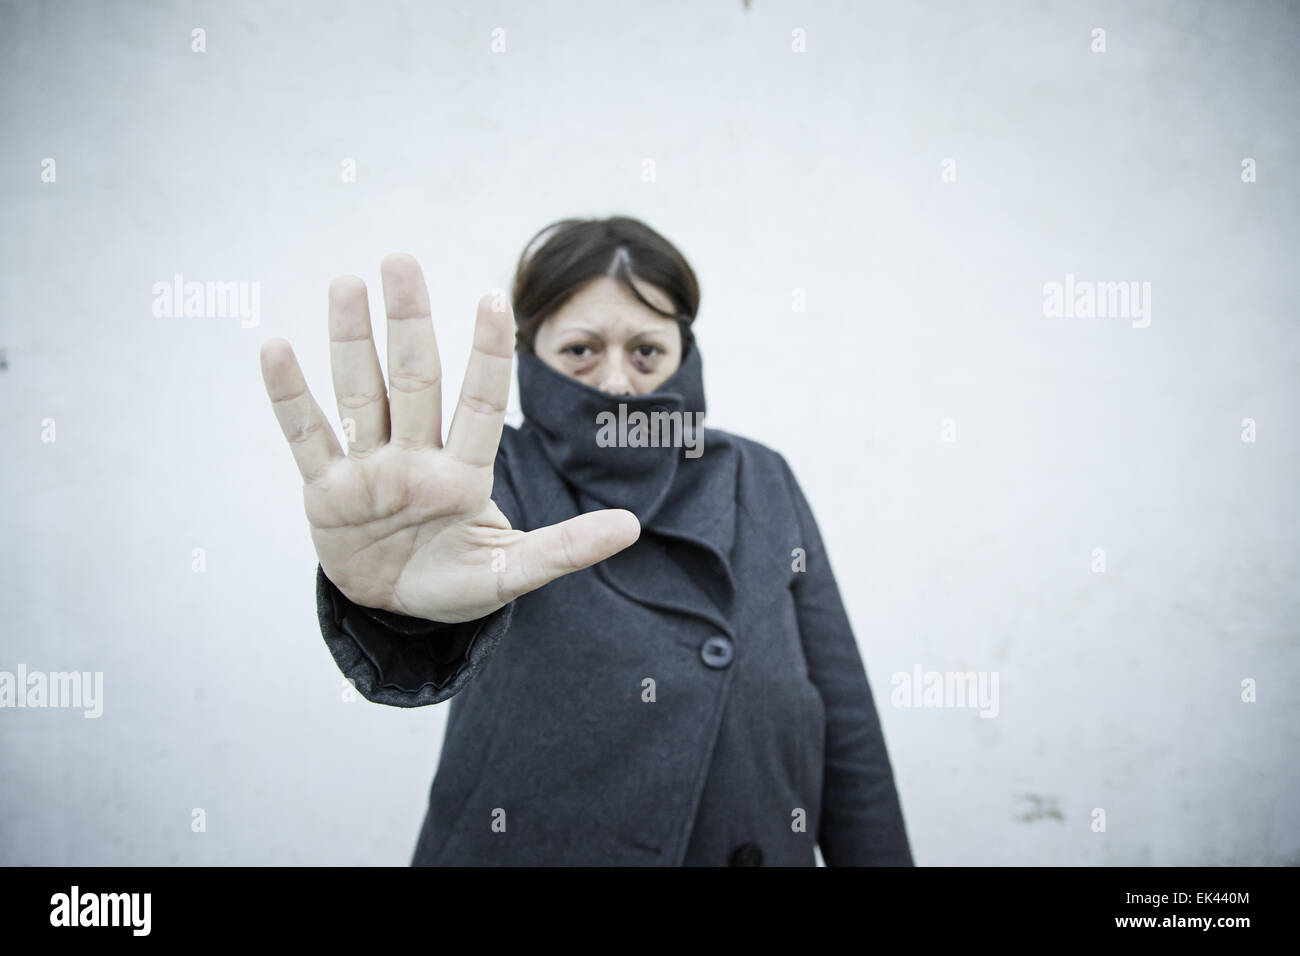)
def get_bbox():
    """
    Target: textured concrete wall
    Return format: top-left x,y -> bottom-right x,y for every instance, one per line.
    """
1,0 -> 1295,865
